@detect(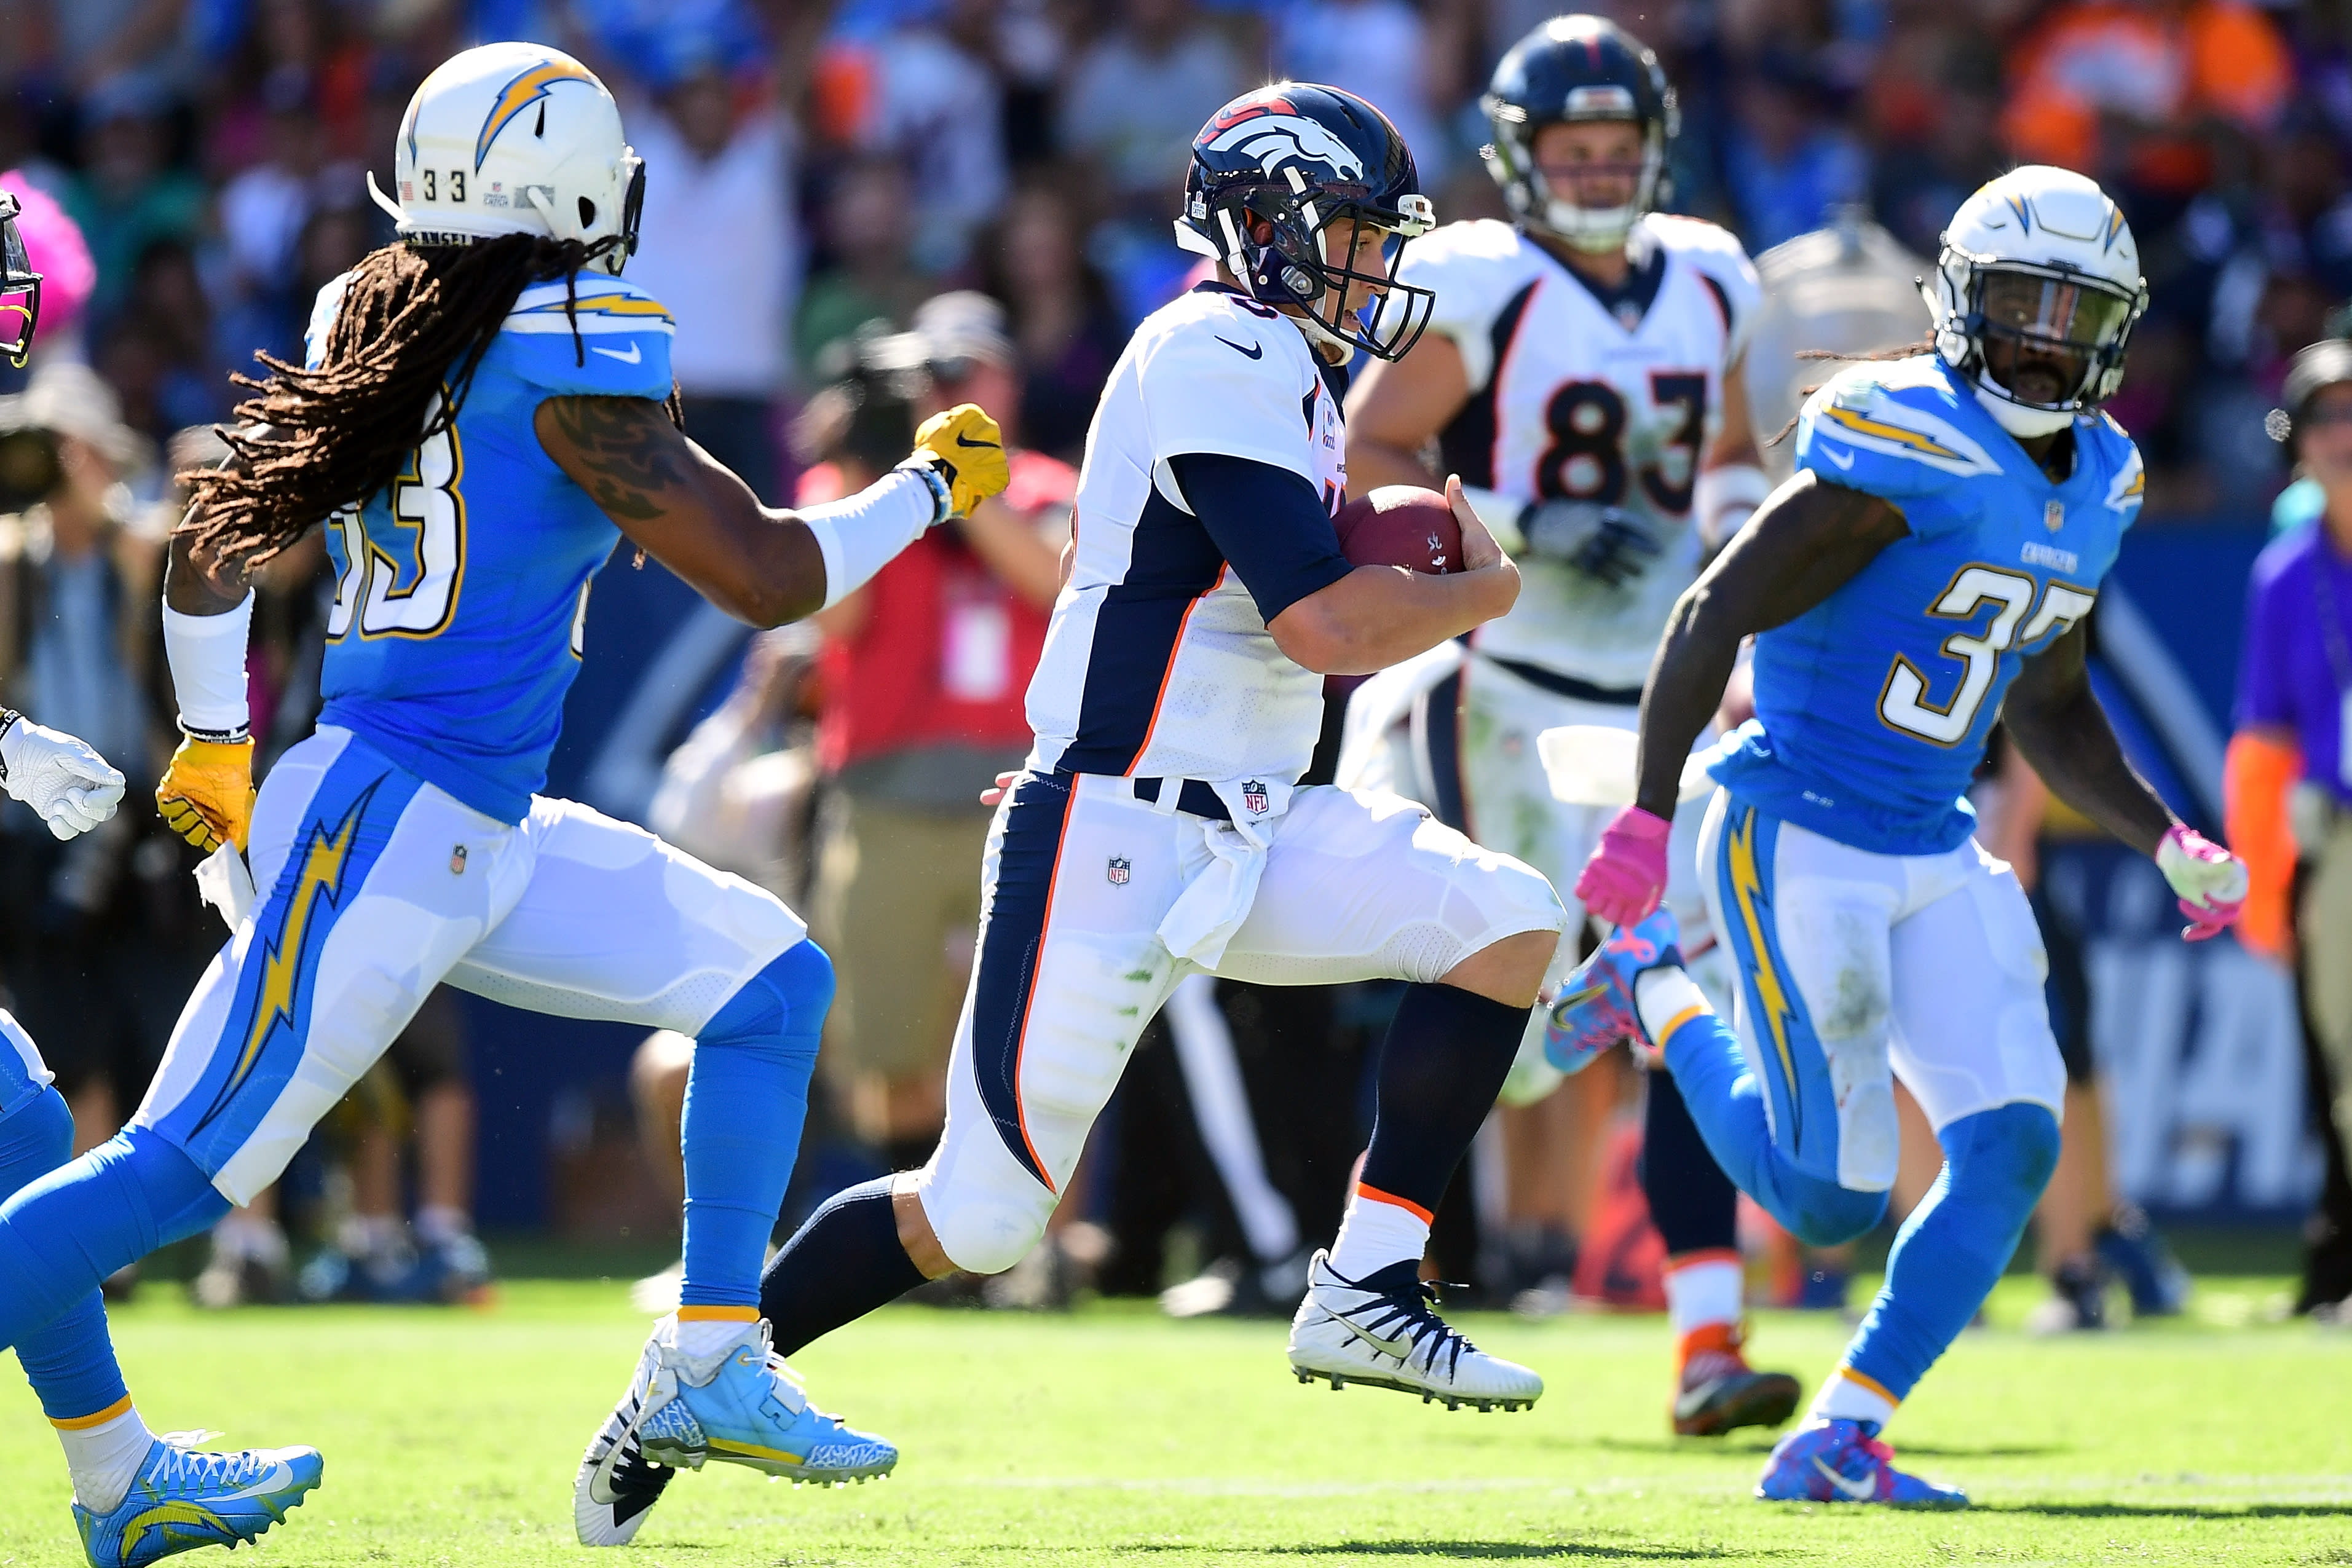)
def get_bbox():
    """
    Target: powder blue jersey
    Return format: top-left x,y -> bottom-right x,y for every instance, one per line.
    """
310,270 -> 675,823
1709,353 -> 2144,856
